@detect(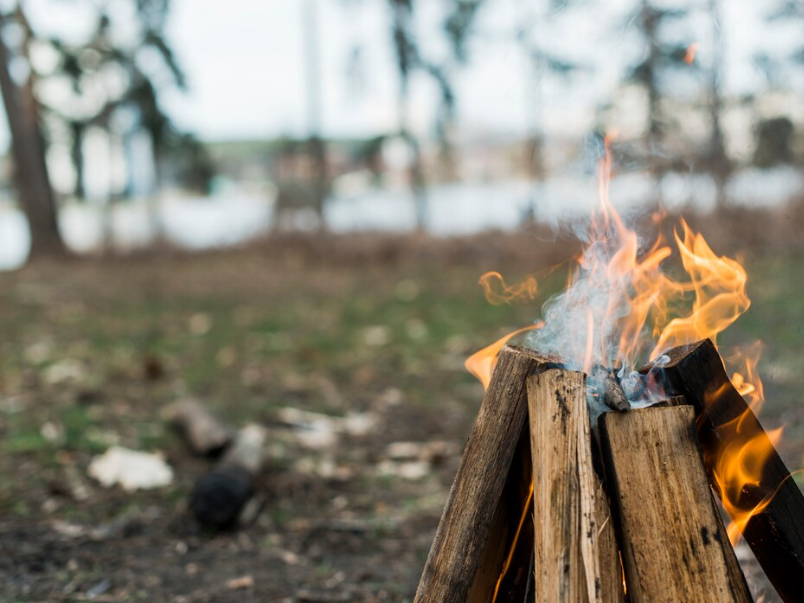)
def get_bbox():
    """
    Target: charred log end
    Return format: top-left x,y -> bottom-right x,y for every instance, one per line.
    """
189,464 -> 254,530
